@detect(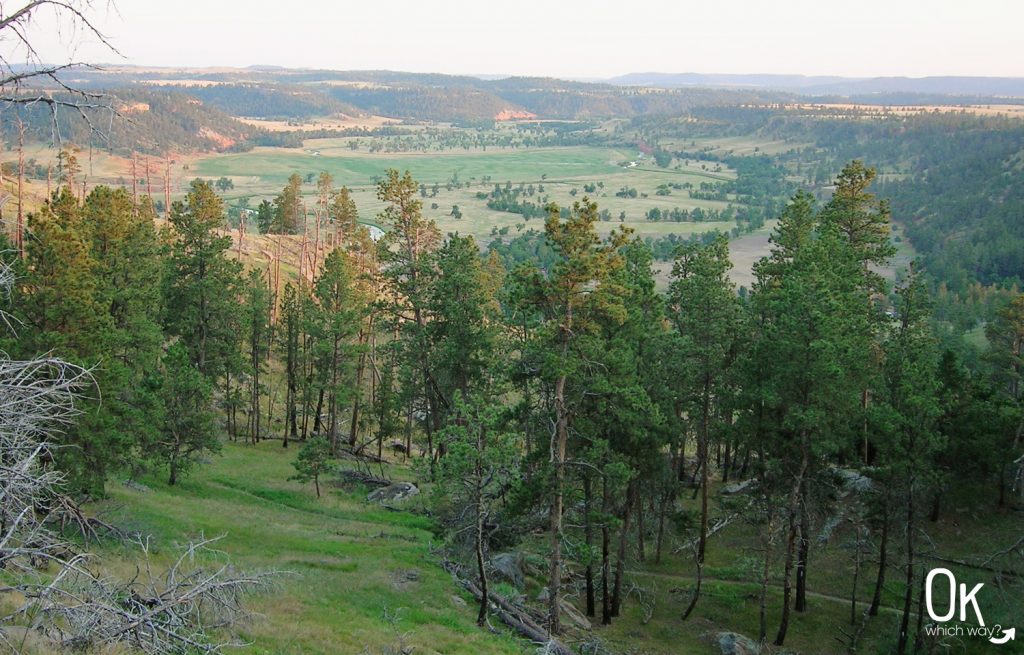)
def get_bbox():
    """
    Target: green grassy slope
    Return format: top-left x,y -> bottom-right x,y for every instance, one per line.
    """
94,442 -> 525,655
85,440 -> 1024,655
